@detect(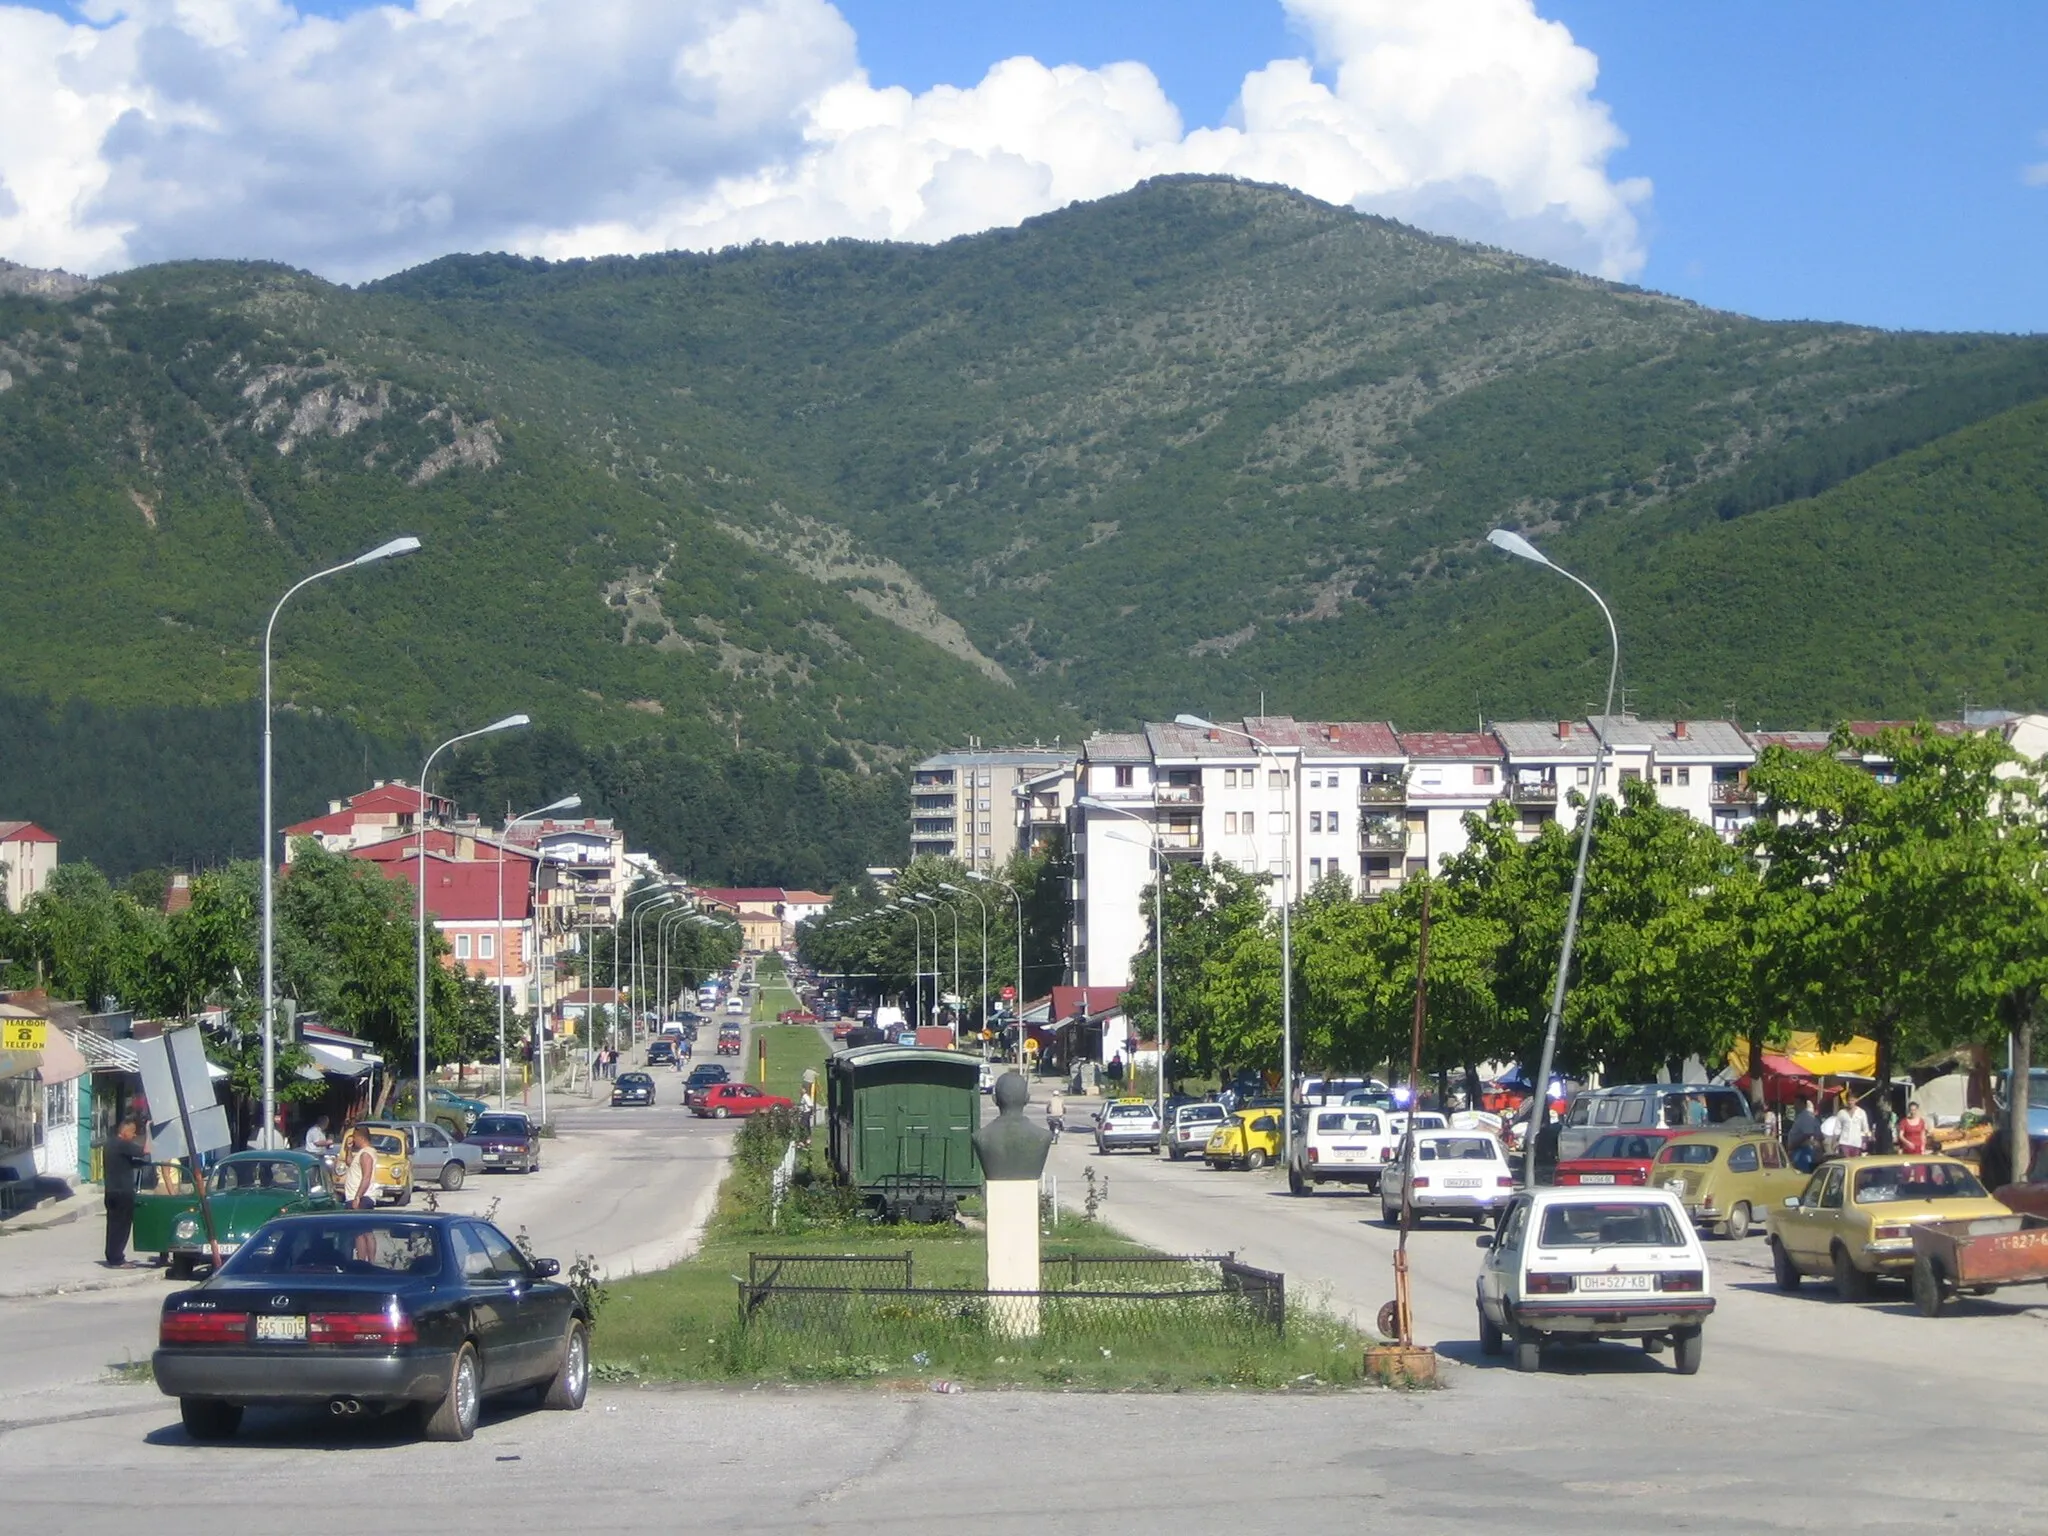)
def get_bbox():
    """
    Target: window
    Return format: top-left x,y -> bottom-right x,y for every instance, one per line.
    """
1268,769 -> 1289,789
1224,812 -> 1239,835
1537,1202 -> 1688,1249
1242,811 -> 1255,835
1309,857 -> 1323,878
1327,811 -> 1339,835
1309,811 -> 1323,833
1728,1143 -> 1760,1173
1621,768 -> 1643,782
1760,1140 -> 1786,1170
1473,765 -> 1495,785
1658,766 -> 1674,786
1223,768 -> 1238,788
1576,766 -> 1591,785
977,772 -> 992,787
1677,767 -> 1691,786
1114,766 -> 1134,788
478,933 -> 494,961
978,798 -> 991,811
455,933 -> 472,960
